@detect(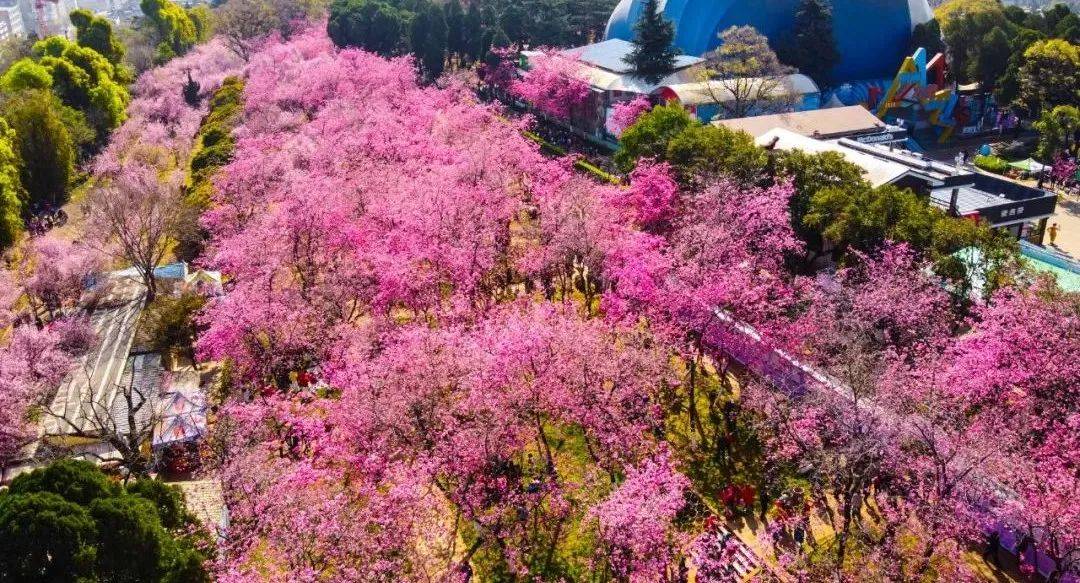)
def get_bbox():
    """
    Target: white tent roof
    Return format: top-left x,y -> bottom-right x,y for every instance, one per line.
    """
523,41 -> 706,95
561,39 -> 703,74
659,74 -> 820,106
